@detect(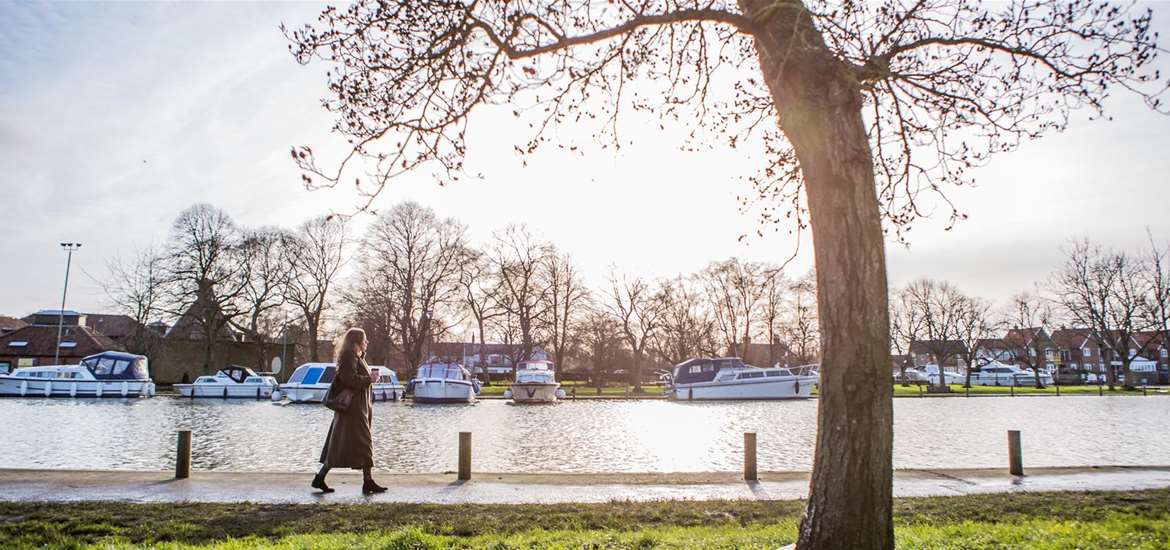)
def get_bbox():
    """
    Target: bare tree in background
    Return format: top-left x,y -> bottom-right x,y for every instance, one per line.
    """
653,275 -> 716,366
1050,240 -> 1153,389
361,202 -> 469,376
541,252 -> 588,379
1142,234 -> 1170,382
286,215 -> 348,362
233,228 -> 294,370
459,249 -> 506,384
902,279 -> 966,389
287,1 -> 1165,546
702,258 -> 768,357
580,305 -> 624,389
784,272 -> 819,365
1002,292 -> 1055,388
489,225 -> 552,367
161,203 -> 248,374
759,267 -> 787,367
889,284 -> 925,385
102,246 -> 165,356
953,295 -> 999,388
608,274 -> 667,393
